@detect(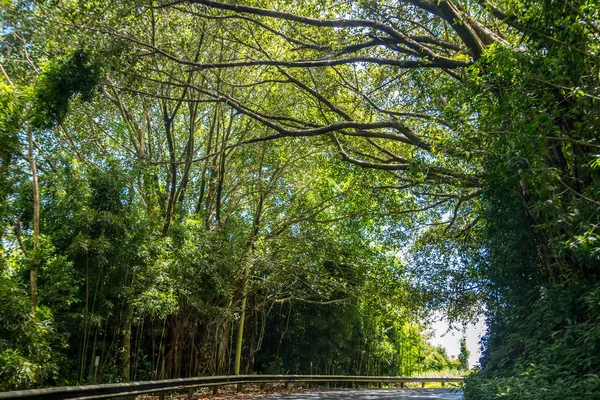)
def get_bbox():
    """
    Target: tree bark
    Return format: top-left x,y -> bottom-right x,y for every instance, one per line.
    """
121,305 -> 134,382
162,106 -> 177,235
28,127 -> 40,314
233,276 -> 248,375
